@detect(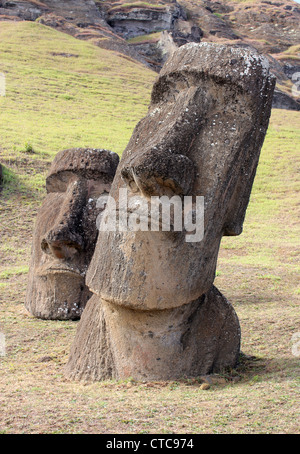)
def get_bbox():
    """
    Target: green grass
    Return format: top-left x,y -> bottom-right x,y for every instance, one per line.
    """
0,19 -> 156,283
0,266 -> 29,280
0,165 -> 17,186
213,12 -> 224,19
108,1 -> 166,11
275,44 -> 300,62
219,109 -> 300,273
127,32 -> 162,44
0,21 -> 155,162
